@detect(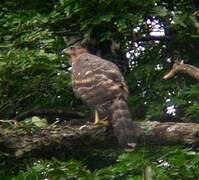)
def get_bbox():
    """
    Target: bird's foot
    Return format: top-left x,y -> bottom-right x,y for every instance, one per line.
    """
93,110 -> 109,126
93,117 -> 109,126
